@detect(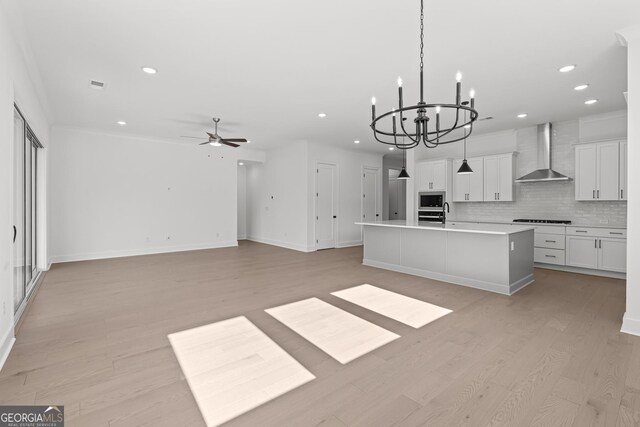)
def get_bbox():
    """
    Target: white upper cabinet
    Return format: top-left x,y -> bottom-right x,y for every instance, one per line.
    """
483,154 -> 515,202
620,140 -> 628,201
575,140 -> 624,201
452,157 -> 483,202
416,159 -> 448,192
